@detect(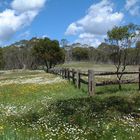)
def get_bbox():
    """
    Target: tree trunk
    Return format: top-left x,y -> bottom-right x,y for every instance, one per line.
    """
44,60 -> 49,72
118,81 -> 122,90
